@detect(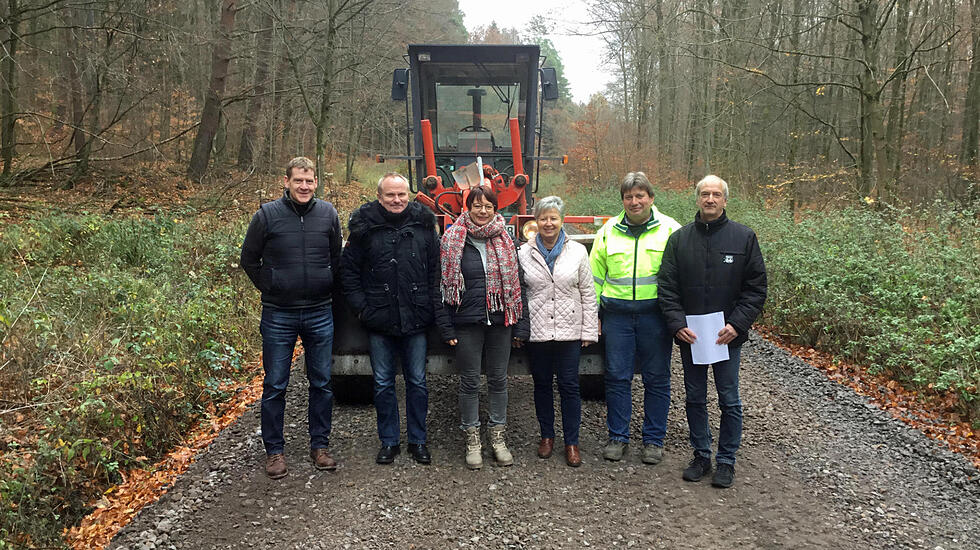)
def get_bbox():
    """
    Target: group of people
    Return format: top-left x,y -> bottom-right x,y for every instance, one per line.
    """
240,157 -> 767,489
